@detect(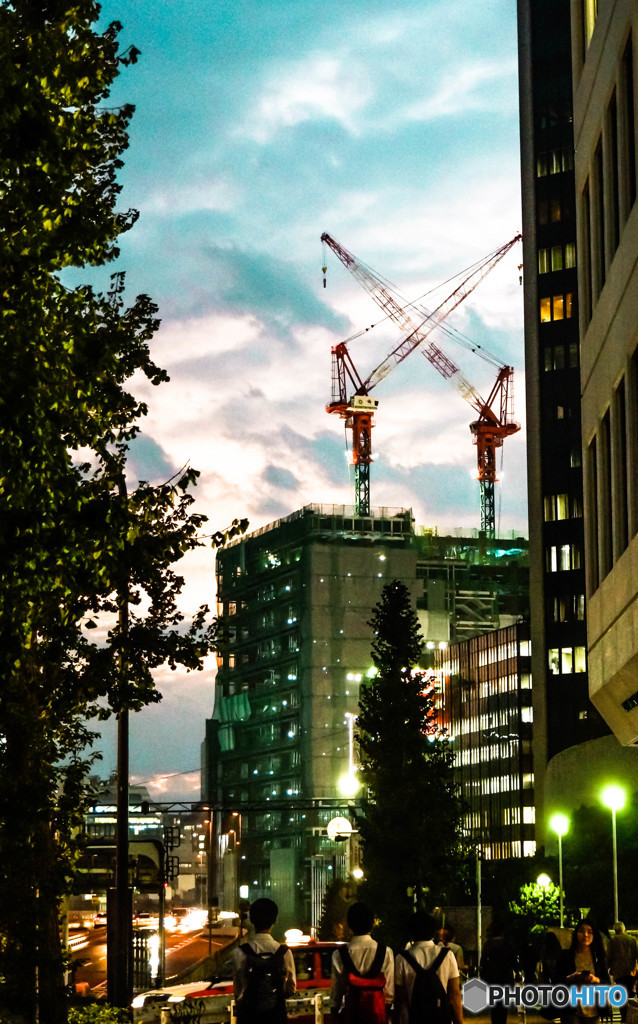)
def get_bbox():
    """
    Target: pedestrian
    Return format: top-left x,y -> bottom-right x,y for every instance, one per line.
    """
232,897 -> 296,1023
395,910 -> 463,1024
606,922 -> 637,1021
554,919 -> 609,1024
479,920 -> 520,1024
438,923 -> 467,975
330,901 -> 394,1022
